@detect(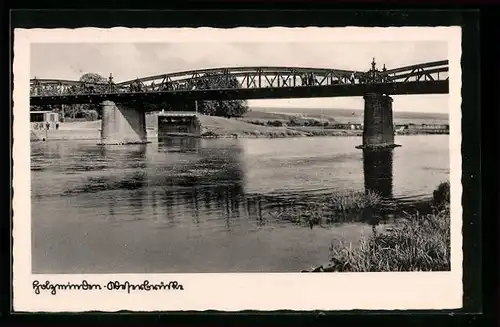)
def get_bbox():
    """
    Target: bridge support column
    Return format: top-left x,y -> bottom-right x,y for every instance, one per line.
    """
99,100 -> 149,145
356,93 -> 400,150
